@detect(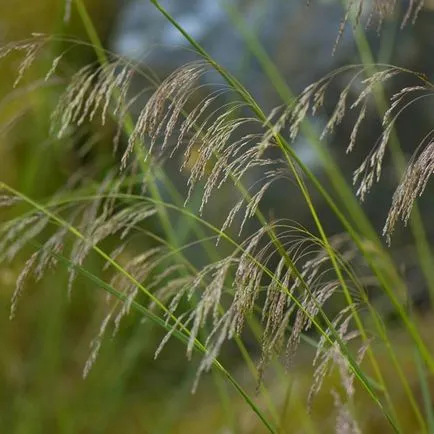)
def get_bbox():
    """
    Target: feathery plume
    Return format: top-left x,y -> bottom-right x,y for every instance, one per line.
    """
384,141 -> 434,243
